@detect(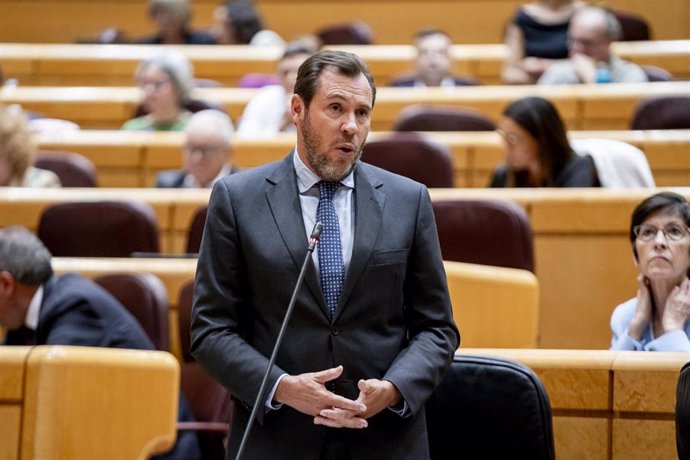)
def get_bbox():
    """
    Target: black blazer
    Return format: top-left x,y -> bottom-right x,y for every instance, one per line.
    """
191,153 -> 460,459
